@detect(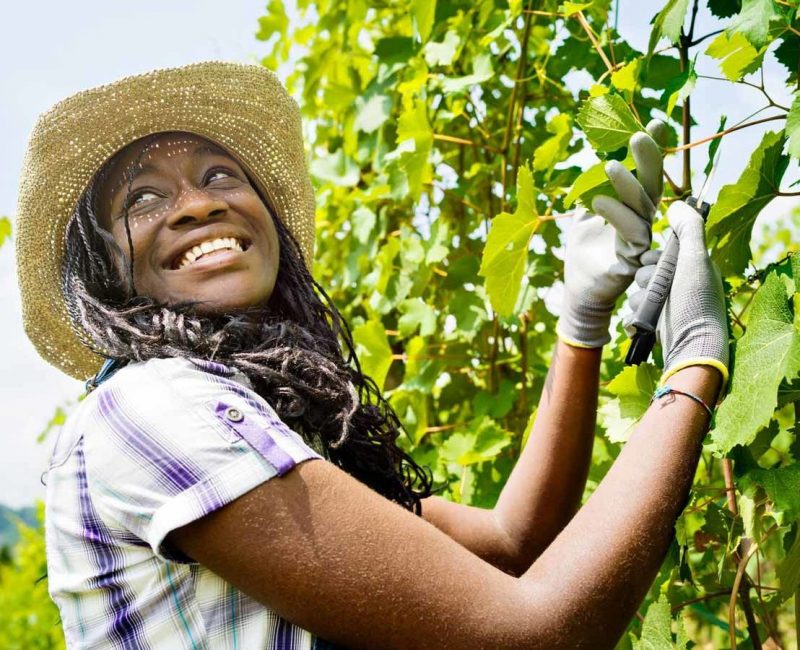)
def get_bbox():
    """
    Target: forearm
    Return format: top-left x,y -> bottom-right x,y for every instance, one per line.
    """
493,339 -> 601,570
520,365 -> 721,647
421,339 -> 601,575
